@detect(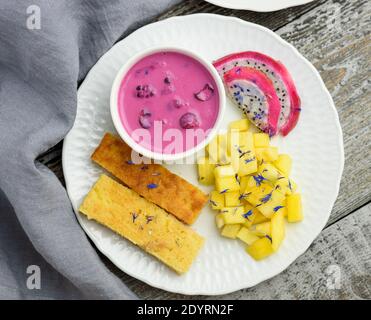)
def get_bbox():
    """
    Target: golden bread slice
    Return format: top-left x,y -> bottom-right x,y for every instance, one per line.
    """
79,175 -> 204,274
91,133 -> 208,225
